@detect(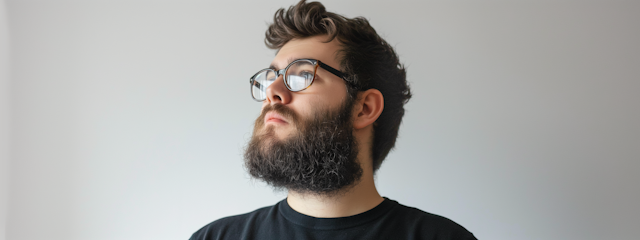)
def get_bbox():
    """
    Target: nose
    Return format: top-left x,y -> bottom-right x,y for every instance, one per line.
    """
265,74 -> 292,104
